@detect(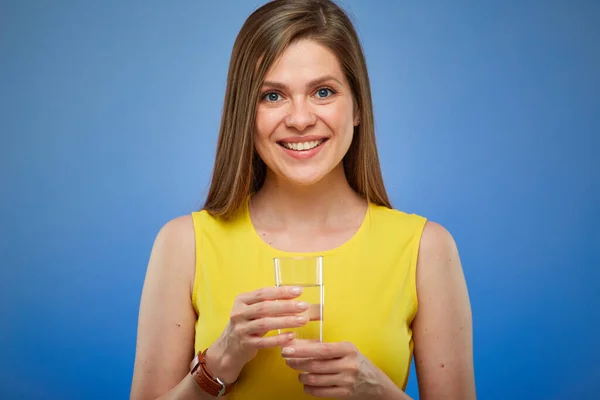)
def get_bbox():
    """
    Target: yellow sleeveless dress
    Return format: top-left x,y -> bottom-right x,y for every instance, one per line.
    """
191,197 -> 427,399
